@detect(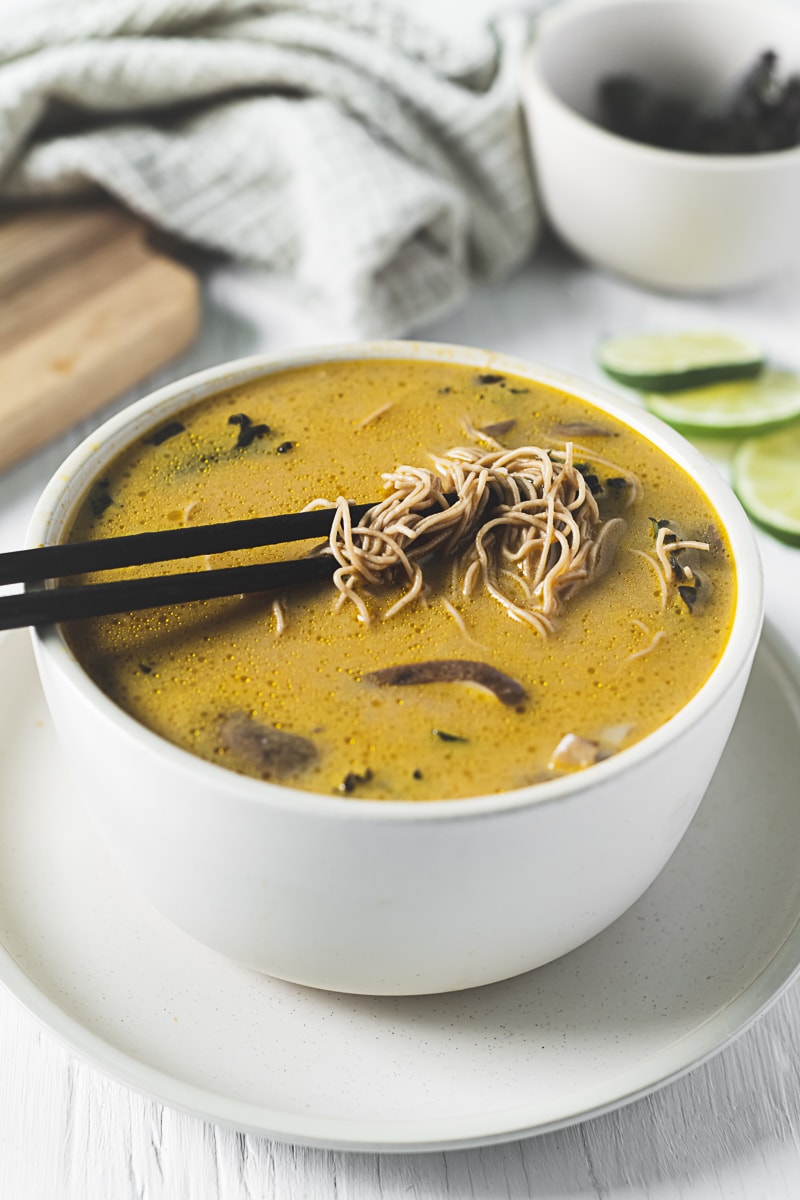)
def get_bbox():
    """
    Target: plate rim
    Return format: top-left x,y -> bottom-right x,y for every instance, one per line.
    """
2,624 -> 800,1152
